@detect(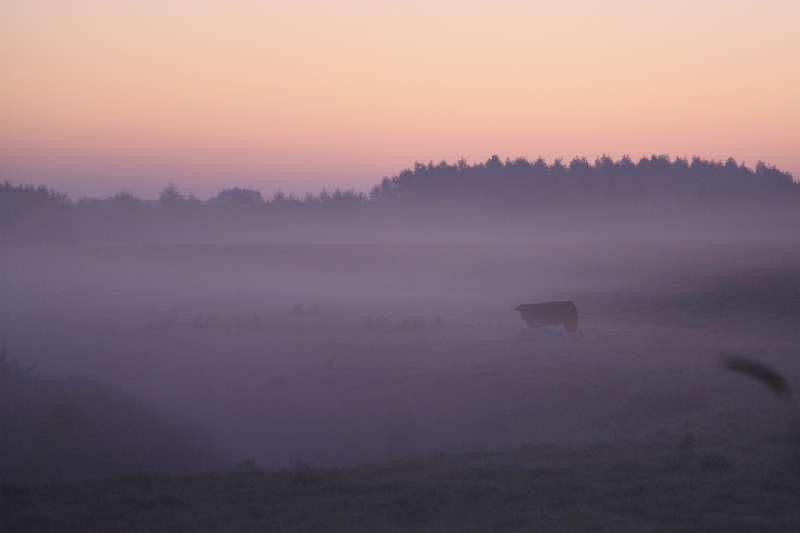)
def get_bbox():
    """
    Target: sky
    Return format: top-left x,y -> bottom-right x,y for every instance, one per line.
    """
2,0 -> 799,199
